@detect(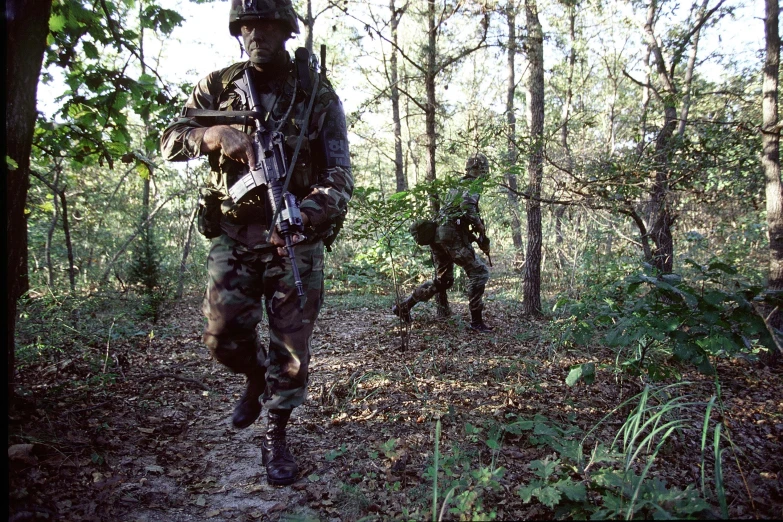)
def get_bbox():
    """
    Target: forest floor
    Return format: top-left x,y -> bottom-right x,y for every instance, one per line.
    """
8,285 -> 783,521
